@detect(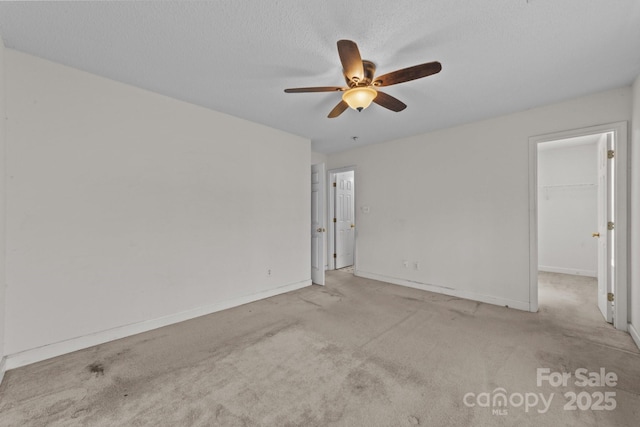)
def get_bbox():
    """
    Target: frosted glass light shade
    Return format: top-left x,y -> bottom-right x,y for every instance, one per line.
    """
342,87 -> 377,111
